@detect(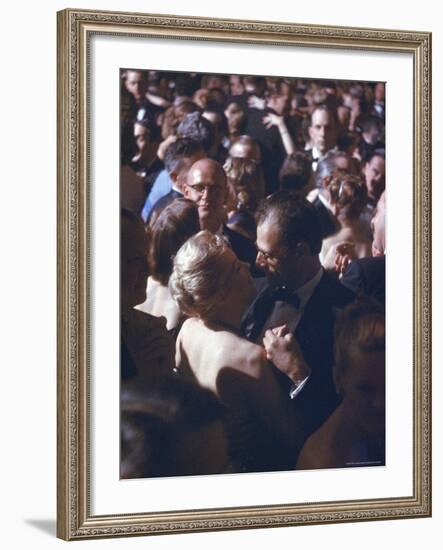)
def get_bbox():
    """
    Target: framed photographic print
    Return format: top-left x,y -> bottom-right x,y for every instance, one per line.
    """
57,8 -> 431,540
